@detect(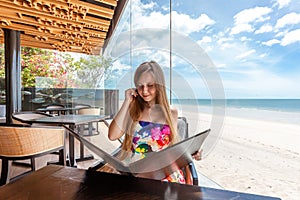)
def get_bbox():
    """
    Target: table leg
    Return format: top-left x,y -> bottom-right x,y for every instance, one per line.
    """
68,130 -> 76,167
80,141 -> 84,159
63,125 -> 94,167
75,140 -> 94,162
